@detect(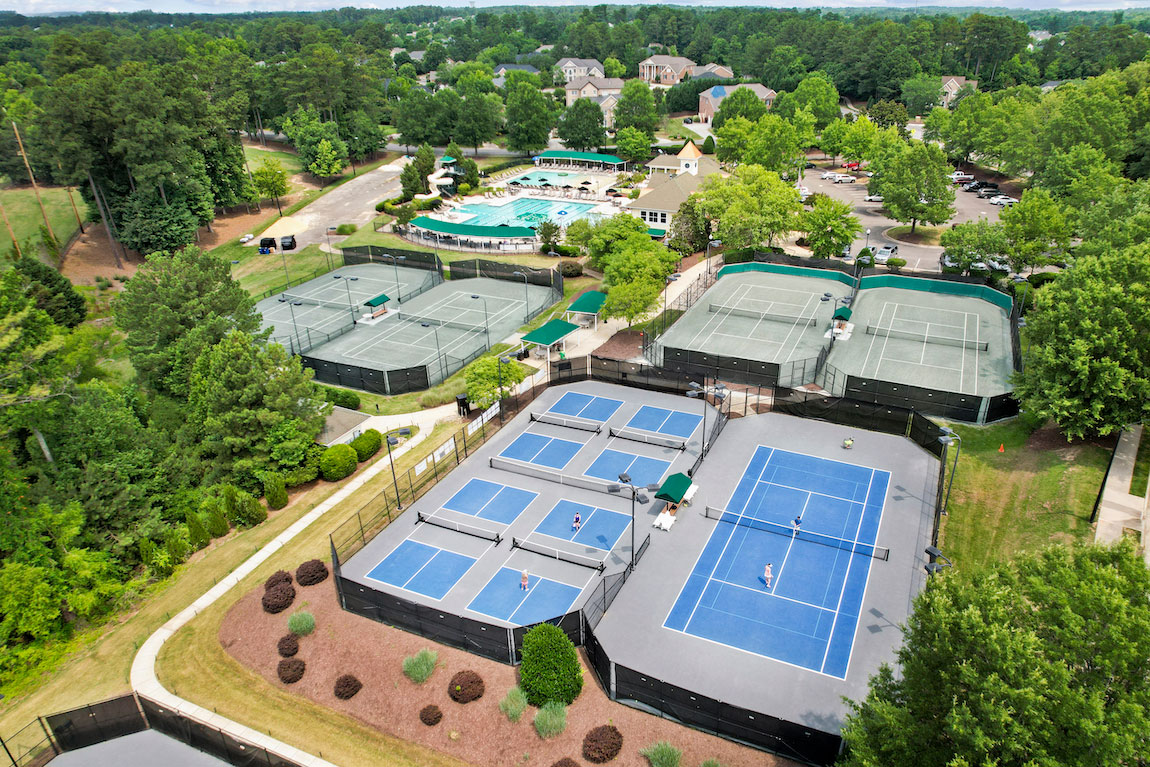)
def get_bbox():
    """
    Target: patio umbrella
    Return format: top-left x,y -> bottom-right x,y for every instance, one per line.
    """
654,473 -> 692,504
510,180 -> 521,185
